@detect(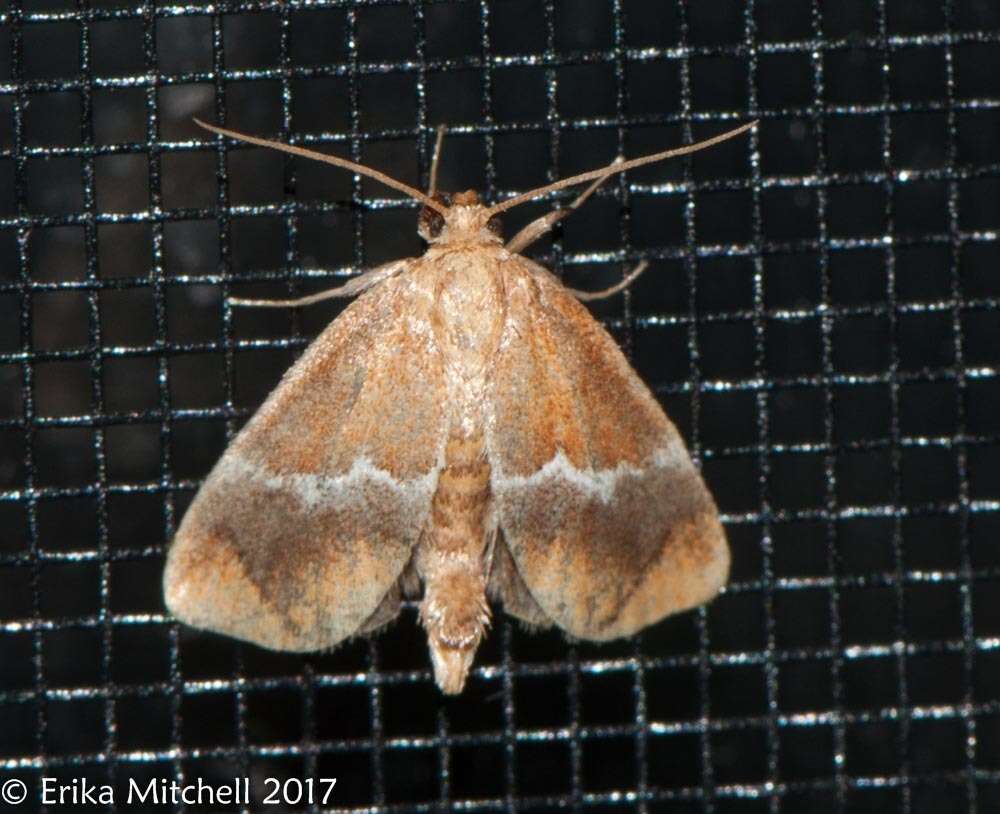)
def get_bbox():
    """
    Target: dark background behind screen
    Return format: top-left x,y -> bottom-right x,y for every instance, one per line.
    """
1,0 -> 1000,811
